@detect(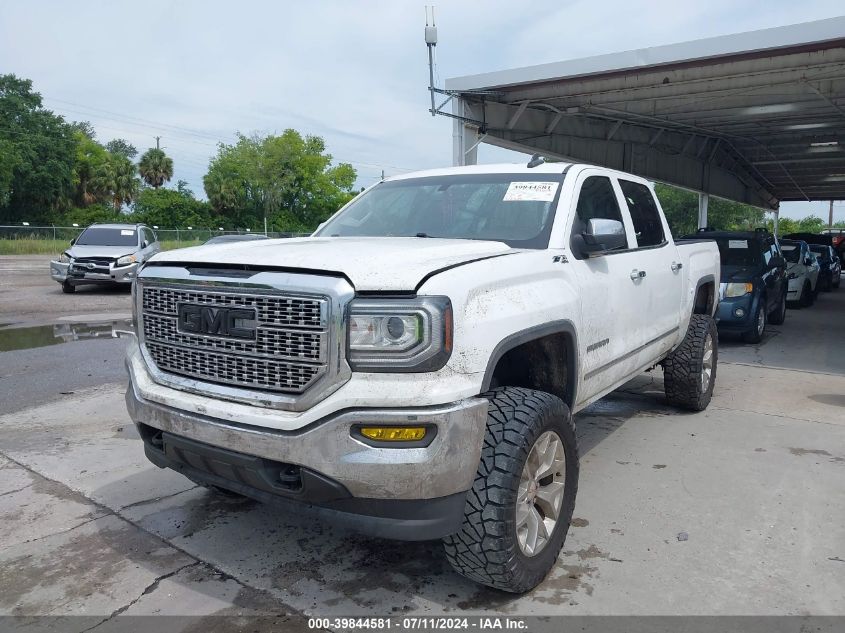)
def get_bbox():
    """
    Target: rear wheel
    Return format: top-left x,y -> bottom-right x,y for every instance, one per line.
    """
61,280 -> 75,294
768,291 -> 786,325
443,387 -> 578,593
664,314 -> 718,410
